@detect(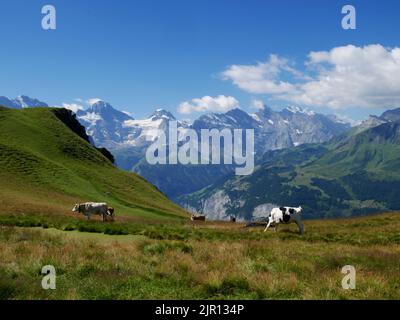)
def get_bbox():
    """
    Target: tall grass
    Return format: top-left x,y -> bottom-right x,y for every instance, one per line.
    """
1,213 -> 400,299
